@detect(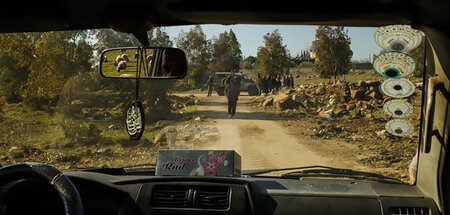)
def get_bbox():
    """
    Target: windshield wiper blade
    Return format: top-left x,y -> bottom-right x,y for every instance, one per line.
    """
243,165 -> 404,184
243,165 -> 338,176
281,169 -> 404,184
80,163 -> 156,175
122,163 -> 156,169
